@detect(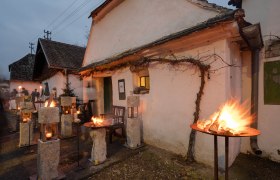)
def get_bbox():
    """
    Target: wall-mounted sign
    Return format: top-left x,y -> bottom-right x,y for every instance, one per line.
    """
118,79 -> 126,100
